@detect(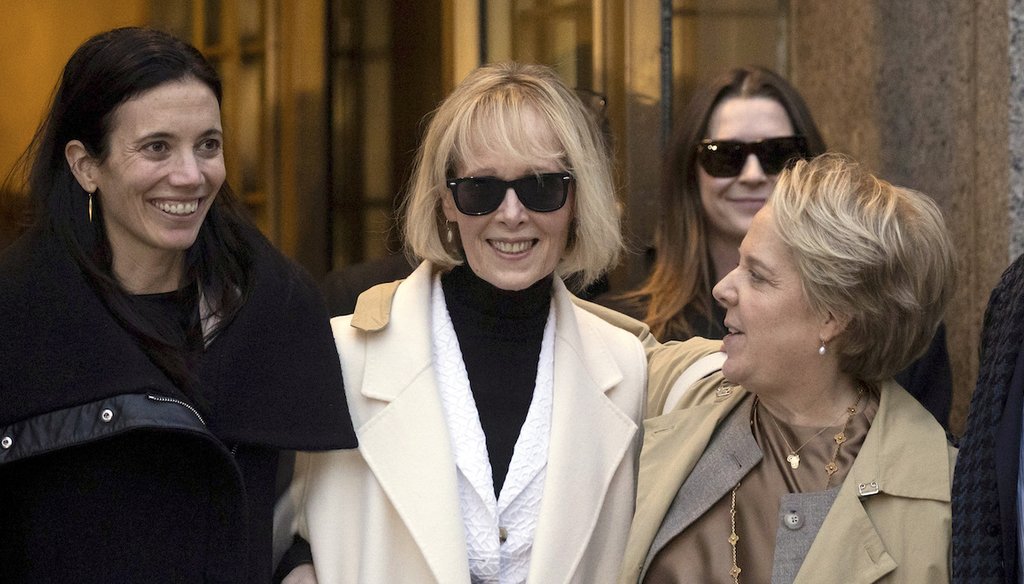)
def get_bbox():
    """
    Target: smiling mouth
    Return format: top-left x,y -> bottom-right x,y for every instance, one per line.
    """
491,240 -> 535,254
154,199 -> 201,216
